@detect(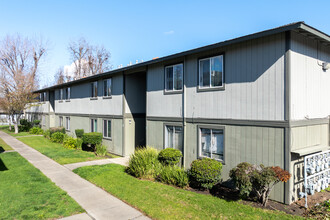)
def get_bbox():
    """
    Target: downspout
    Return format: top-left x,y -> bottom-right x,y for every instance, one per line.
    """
183,56 -> 187,167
